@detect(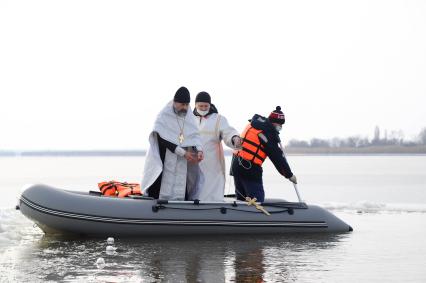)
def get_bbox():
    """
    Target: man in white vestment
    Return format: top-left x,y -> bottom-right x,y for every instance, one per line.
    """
141,87 -> 203,200
189,91 -> 241,201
